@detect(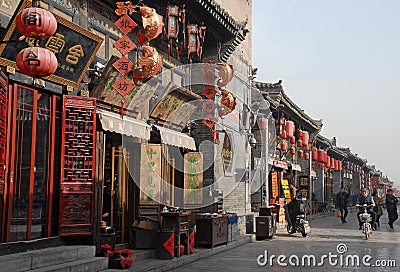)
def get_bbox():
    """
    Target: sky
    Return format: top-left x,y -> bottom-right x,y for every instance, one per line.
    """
252,0 -> 400,187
